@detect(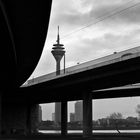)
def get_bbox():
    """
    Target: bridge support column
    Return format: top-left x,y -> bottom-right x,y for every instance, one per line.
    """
30,104 -> 40,134
0,95 -> 40,136
26,103 -> 32,135
61,101 -> 67,136
83,92 -> 92,137
1,97 -> 28,135
26,104 -> 40,135
0,94 -> 2,136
